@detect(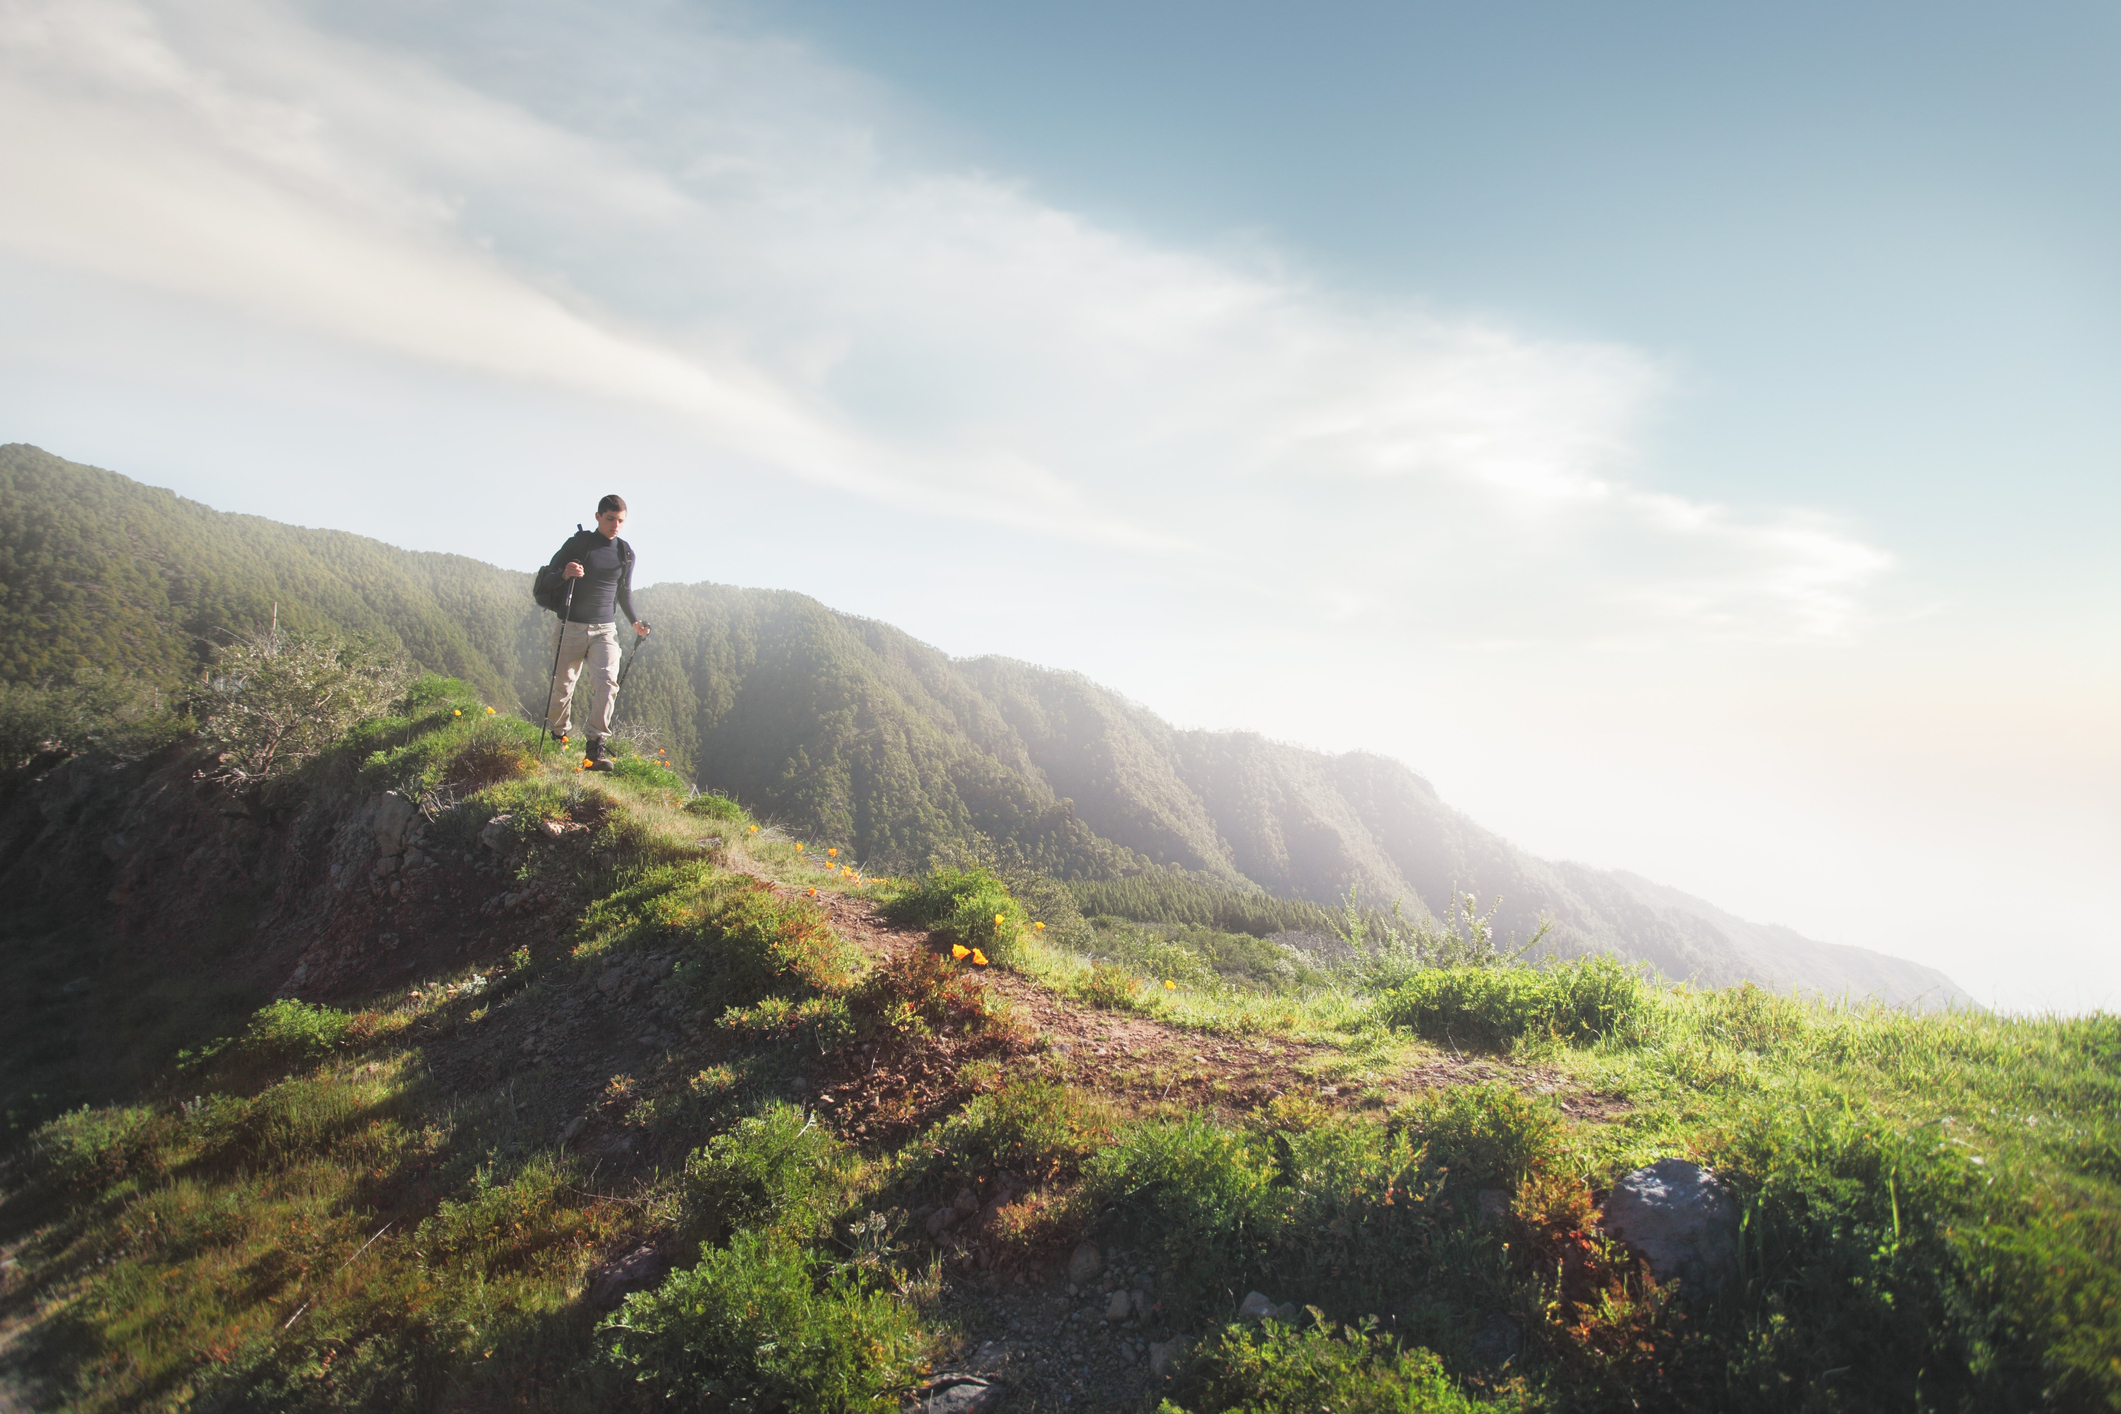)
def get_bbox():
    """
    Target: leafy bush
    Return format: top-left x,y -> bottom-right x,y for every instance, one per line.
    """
1164,1314 -> 1499,1414
682,1103 -> 845,1244
197,628 -> 407,776
685,791 -> 748,823
238,998 -> 356,1068
30,1104 -> 165,1193
603,1229 -> 929,1412
884,866 -> 1026,961
939,1076 -> 1113,1184
1395,1082 -> 1561,1189
0,668 -> 188,767
1379,957 -> 1647,1050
